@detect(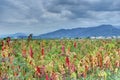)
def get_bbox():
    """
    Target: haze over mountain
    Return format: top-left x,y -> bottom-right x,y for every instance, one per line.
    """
38,25 -> 120,39
0,33 -> 27,39
0,25 -> 120,39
